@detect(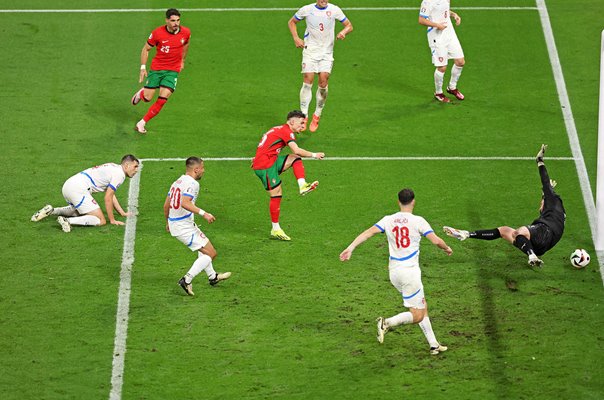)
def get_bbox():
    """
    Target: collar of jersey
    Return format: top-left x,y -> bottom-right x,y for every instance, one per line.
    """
314,4 -> 328,10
